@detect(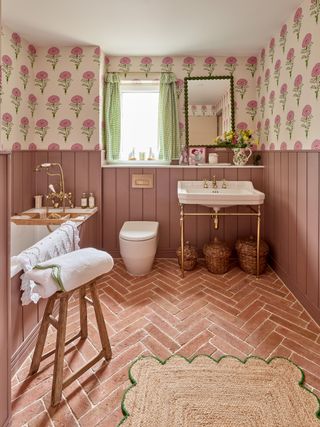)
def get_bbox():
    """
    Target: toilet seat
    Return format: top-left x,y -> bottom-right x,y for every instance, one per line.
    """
120,221 -> 159,242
